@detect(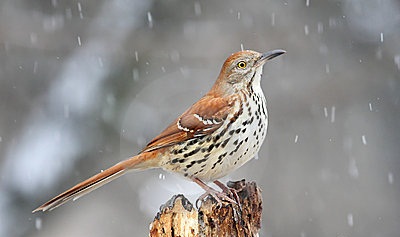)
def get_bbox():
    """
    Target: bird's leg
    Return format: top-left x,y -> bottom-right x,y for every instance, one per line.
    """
192,178 -> 236,208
